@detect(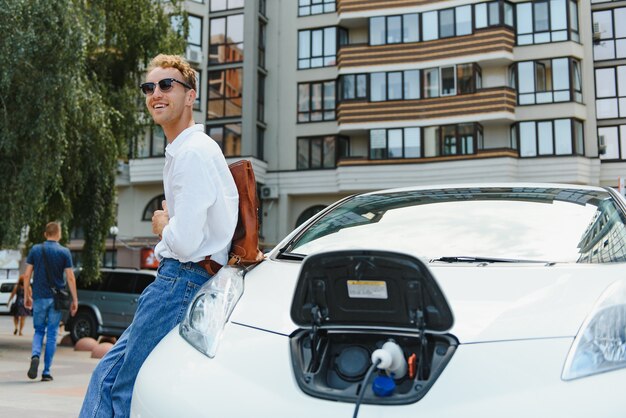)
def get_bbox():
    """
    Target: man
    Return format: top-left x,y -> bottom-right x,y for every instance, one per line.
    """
23,221 -> 78,381
80,54 -> 239,417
